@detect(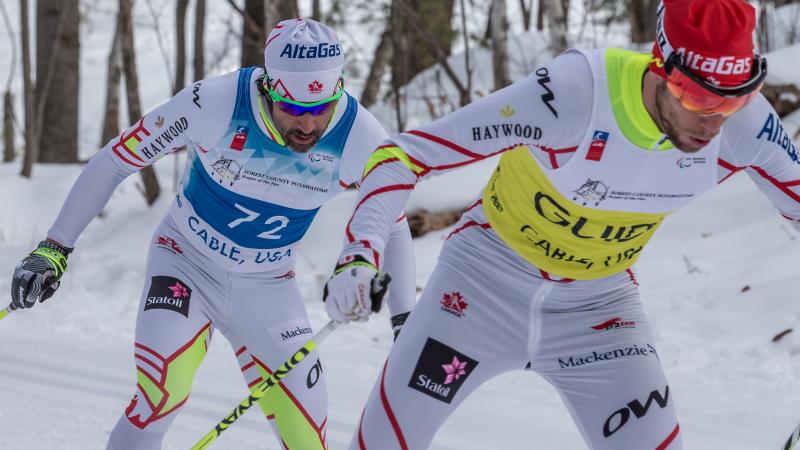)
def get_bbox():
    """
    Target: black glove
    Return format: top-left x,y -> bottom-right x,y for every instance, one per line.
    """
390,312 -> 410,341
11,240 -> 71,309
